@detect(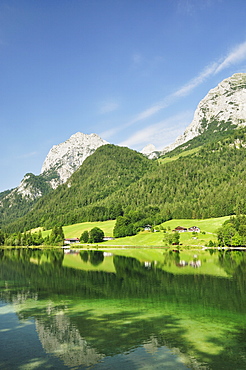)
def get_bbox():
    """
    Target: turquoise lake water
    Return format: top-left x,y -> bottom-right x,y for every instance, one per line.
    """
0,248 -> 245,369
